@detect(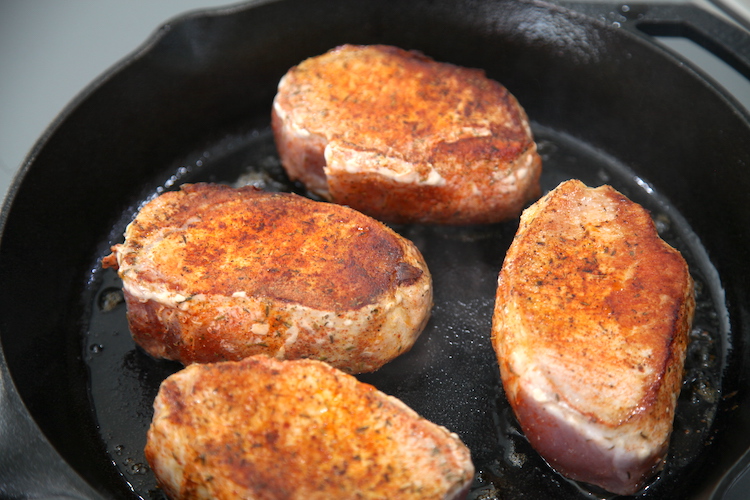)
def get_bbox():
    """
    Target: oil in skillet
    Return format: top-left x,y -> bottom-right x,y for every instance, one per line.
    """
84,124 -> 726,499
